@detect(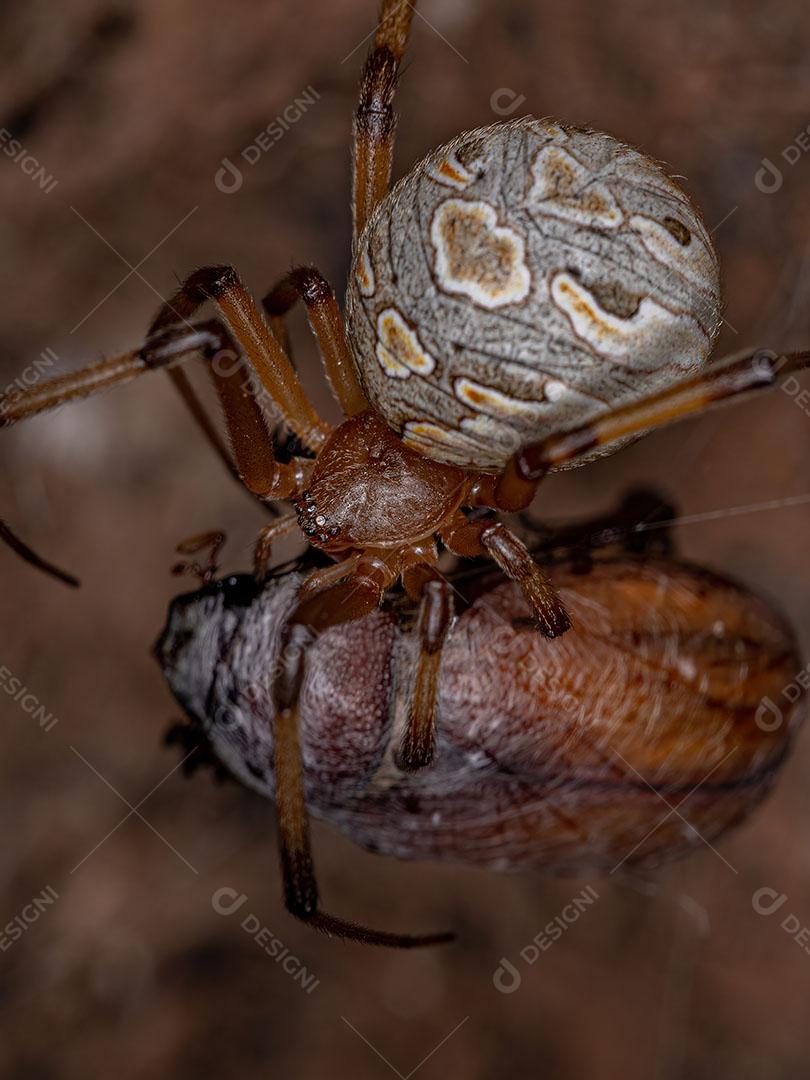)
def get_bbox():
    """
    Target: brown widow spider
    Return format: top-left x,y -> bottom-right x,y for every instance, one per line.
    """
1,0 -> 809,945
